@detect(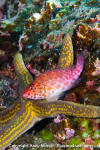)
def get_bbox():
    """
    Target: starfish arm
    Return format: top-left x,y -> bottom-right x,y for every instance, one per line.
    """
34,100 -> 100,119
0,99 -> 100,149
0,99 -> 41,149
13,52 -> 33,95
58,34 -> 74,69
